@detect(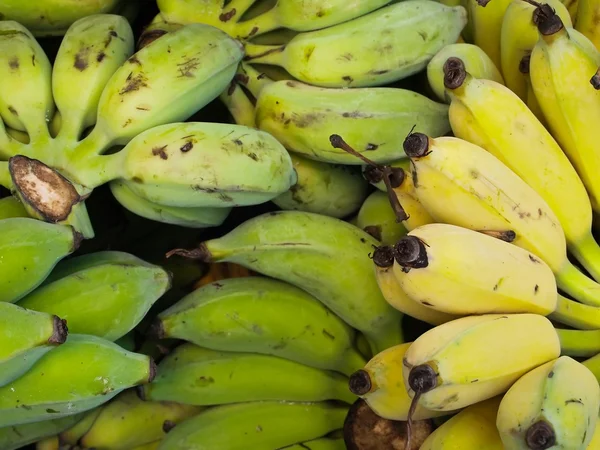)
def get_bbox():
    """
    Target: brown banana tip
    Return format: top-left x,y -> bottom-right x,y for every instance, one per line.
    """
591,70 -> 600,90
443,57 -> 467,90
148,318 -> 166,340
137,29 -> 168,50
393,236 -> 429,269
372,246 -> 396,268
533,3 -> 563,35
166,243 -> 212,262
364,164 -> 407,190
148,358 -> 158,384
48,317 -> 68,345
135,384 -> 147,401
163,420 -> 177,433
476,0 -> 491,6
408,364 -> 437,395
349,370 -> 373,396
72,230 -> 84,251
519,54 -> 531,74
526,420 -> 556,449
403,132 -> 430,158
